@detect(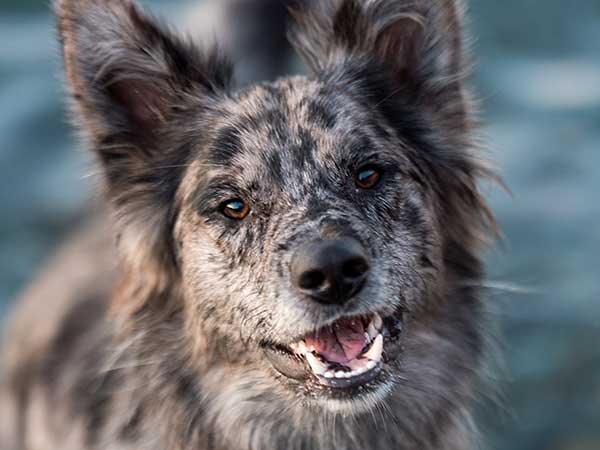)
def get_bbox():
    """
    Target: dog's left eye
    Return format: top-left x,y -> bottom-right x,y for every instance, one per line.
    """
221,199 -> 250,220
355,166 -> 382,190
